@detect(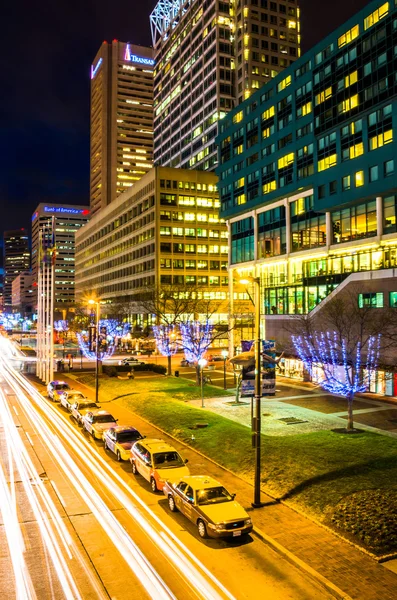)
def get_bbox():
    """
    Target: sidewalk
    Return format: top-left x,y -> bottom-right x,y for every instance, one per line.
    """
36,374 -> 397,600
